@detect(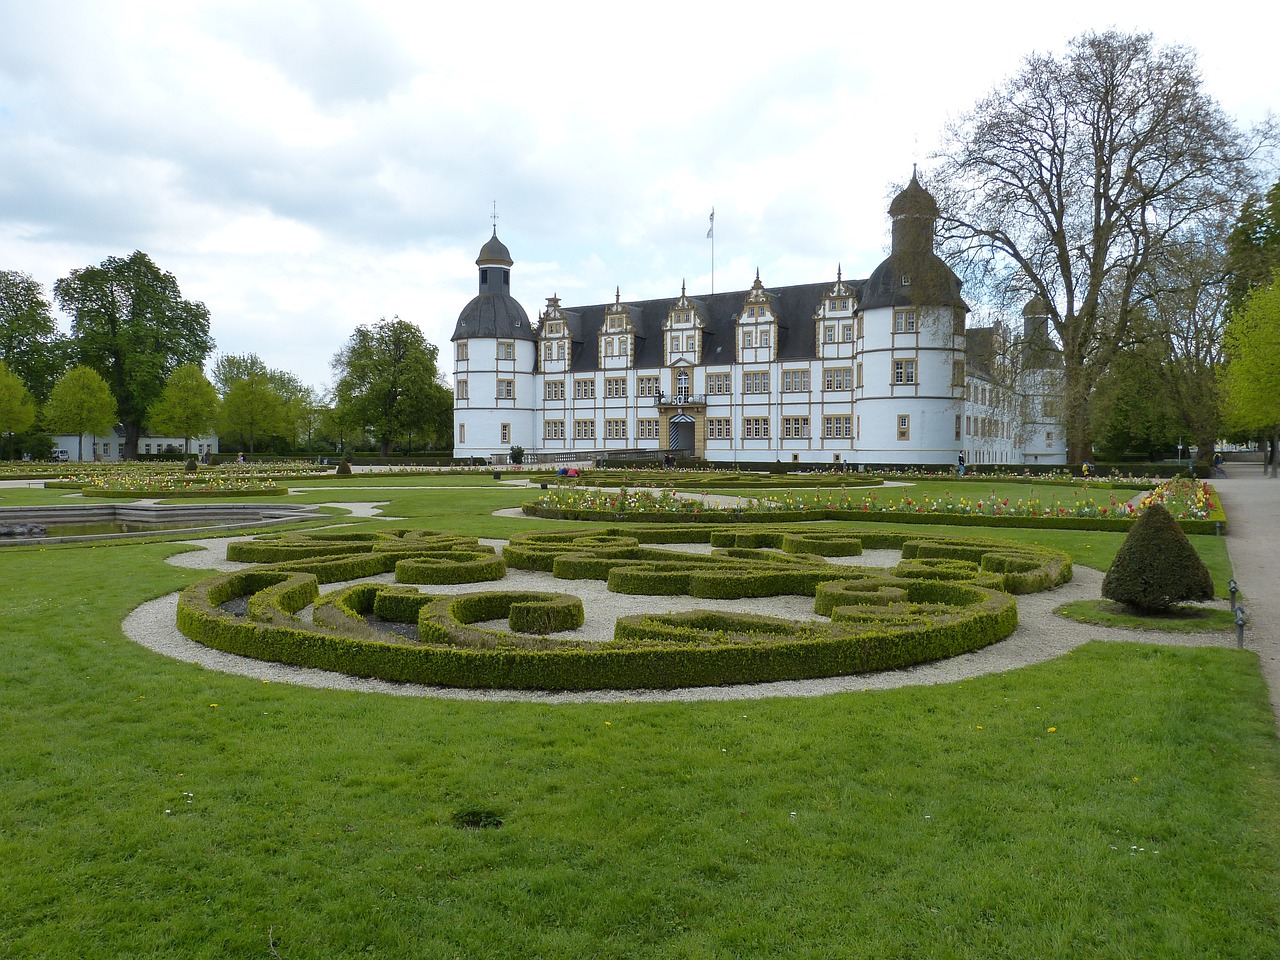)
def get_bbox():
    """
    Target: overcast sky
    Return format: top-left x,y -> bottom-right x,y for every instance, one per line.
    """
1,0 -> 1275,391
